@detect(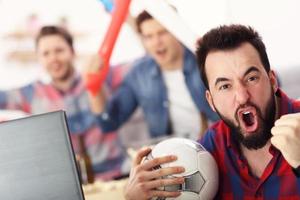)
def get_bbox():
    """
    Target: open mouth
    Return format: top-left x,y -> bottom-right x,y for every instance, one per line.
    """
243,111 -> 255,126
155,48 -> 167,57
238,108 -> 258,133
